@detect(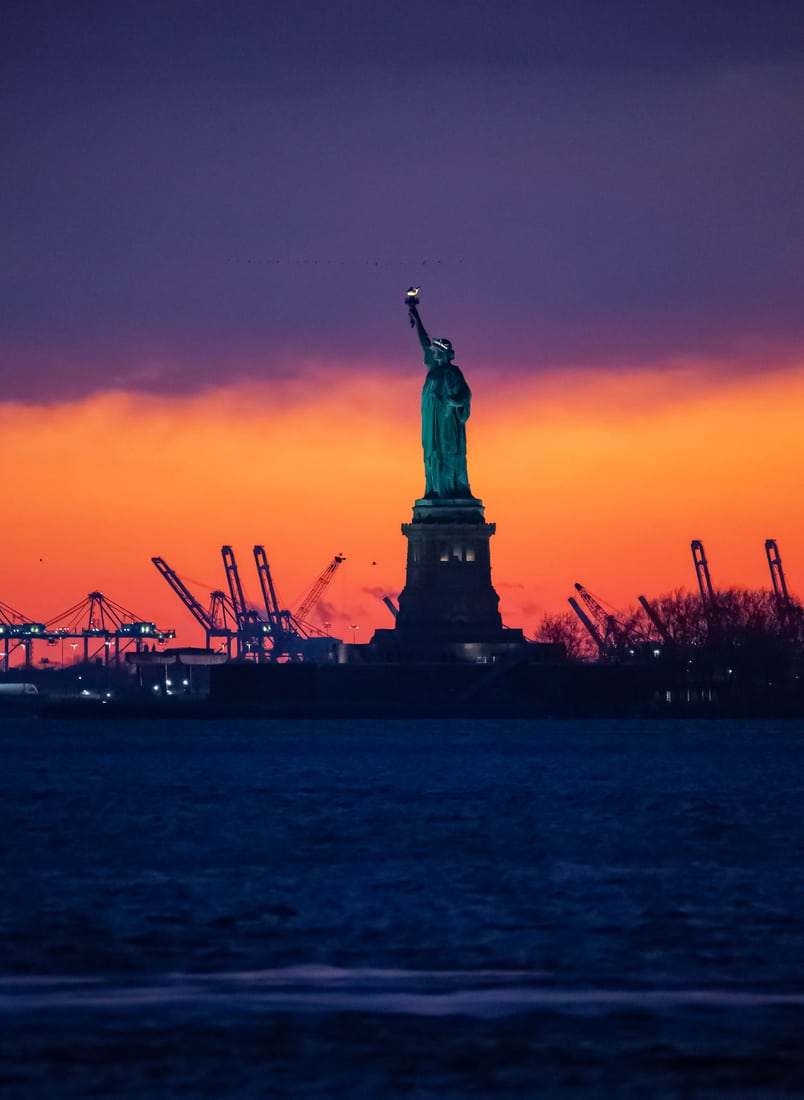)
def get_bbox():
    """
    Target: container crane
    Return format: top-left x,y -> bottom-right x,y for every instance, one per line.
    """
252,545 -> 299,656
252,546 -> 294,635
253,547 -> 345,657
765,539 -> 790,610
691,539 -> 715,605
221,546 -> 273,660
765,539 -> 801,637
46,591 -> 175,665
0,600 -> 46,670
253,545 -> 282,625
691,539 -> 719,632
221,545 -> 248,626
152,557 -> 236,655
